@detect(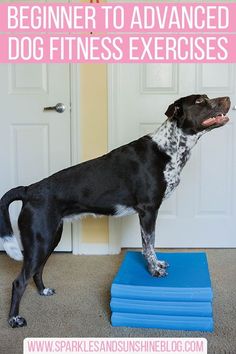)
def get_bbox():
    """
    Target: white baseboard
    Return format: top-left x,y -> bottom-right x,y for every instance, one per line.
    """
74,242 -> 110,255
